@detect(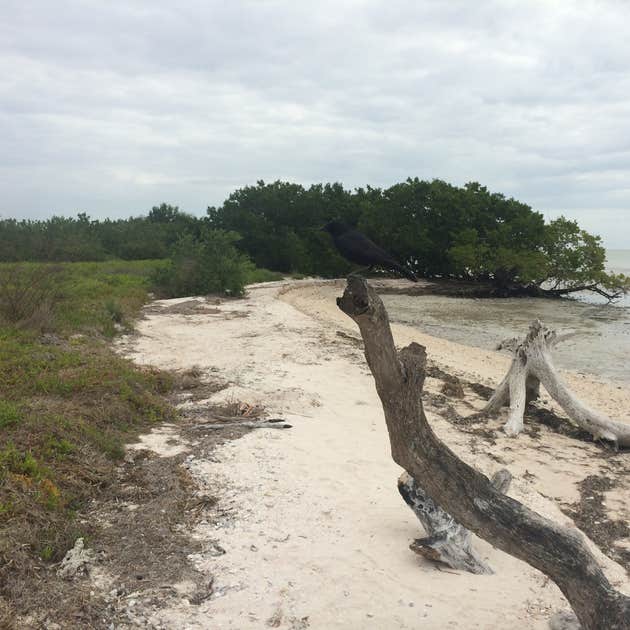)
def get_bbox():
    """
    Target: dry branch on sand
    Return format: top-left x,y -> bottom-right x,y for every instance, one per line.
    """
191,417 -> 292,430
337,276 -> 630,630
485,320 -> 630,448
